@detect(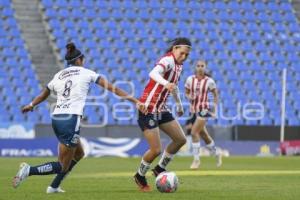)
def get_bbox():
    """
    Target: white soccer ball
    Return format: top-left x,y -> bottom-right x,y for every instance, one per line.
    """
155,171 -> 178,193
